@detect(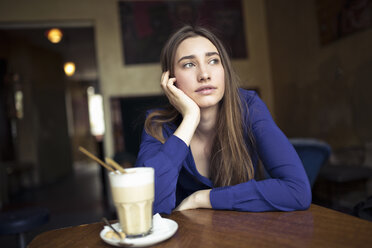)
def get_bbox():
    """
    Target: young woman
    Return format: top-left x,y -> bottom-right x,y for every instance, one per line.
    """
135,25 -> 311,214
